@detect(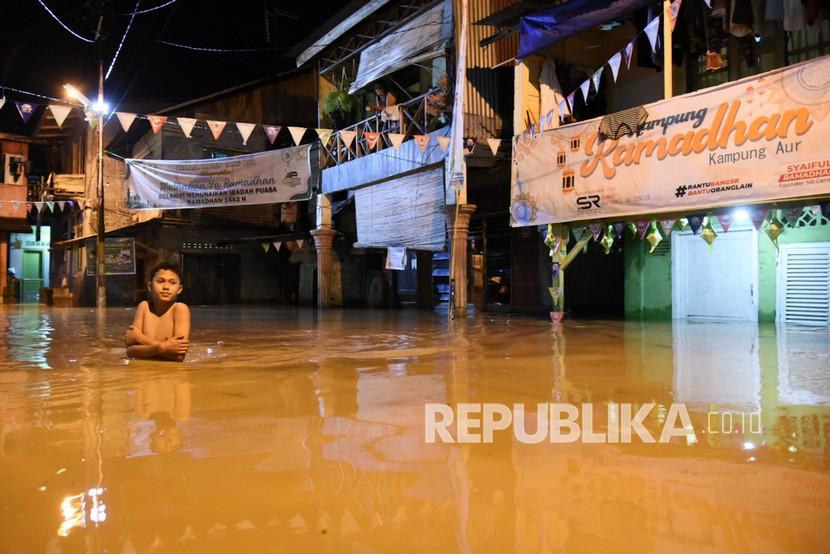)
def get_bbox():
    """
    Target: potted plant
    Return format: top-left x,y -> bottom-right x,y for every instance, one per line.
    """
322,79 -> 358,130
